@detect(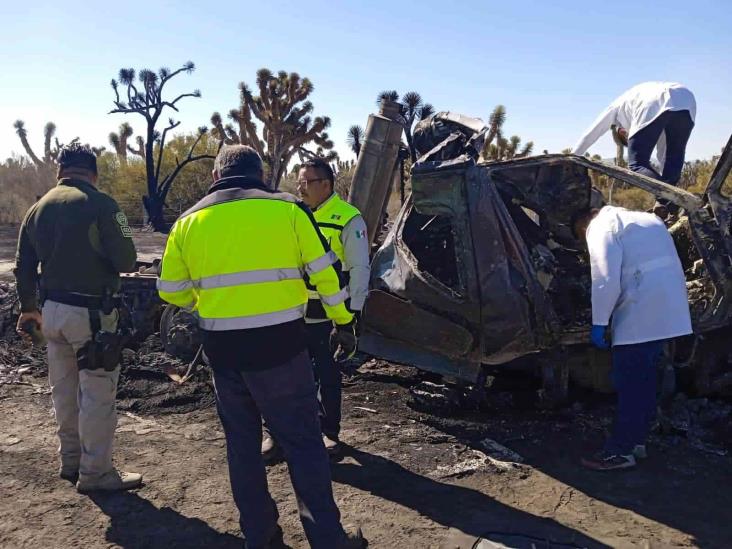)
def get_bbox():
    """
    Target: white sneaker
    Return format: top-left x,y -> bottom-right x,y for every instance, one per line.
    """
77,469 -> 142,493
323,434 -> 341,456
633,444 -> 648,459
